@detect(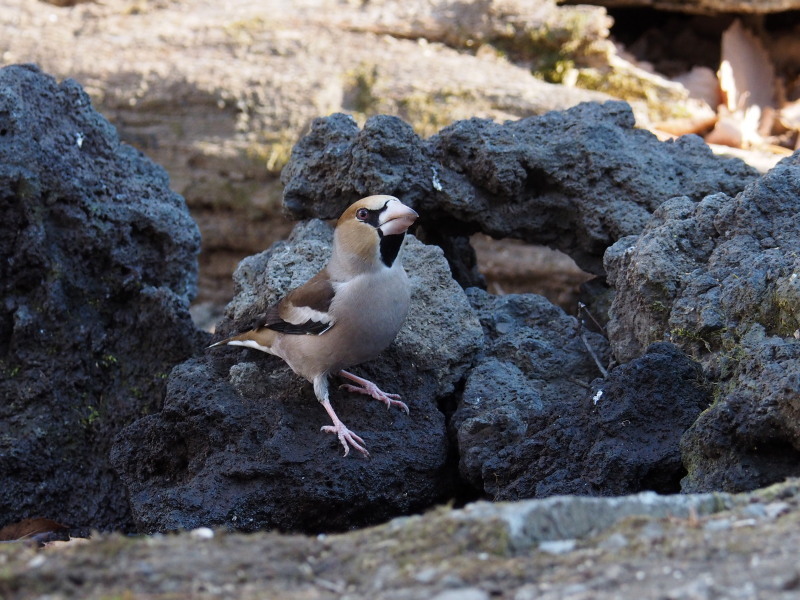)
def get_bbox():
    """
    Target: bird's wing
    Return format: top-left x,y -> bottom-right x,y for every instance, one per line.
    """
259,271 -> 337,336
